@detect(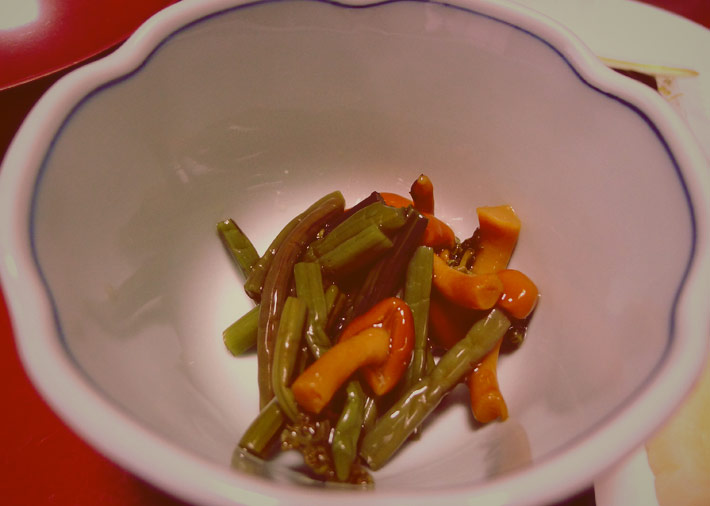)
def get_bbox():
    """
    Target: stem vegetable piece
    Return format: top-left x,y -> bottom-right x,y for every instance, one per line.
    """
410,174 -> 435,214
402,246 -> 434,390
359,309 -> 511,470
471,205 -> 521,275
245,192 -> 345,301
468,337 -> 508,423
271,297 -> 308,422
332,380 -> 367,482
217,219 -> 261,278
239,397 -> 285,457
323,191 -> 384,234
349,210 -> 428,320
291,327 -> 390,414
432,254 -> 504,310
317,224 -> 393,276
223,305 -> 260,356
257,191 -> 345,408
497,269 -> 539,319
294,262 -> 331,359
339,297 -> 415,396
305,202 -> 406,262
